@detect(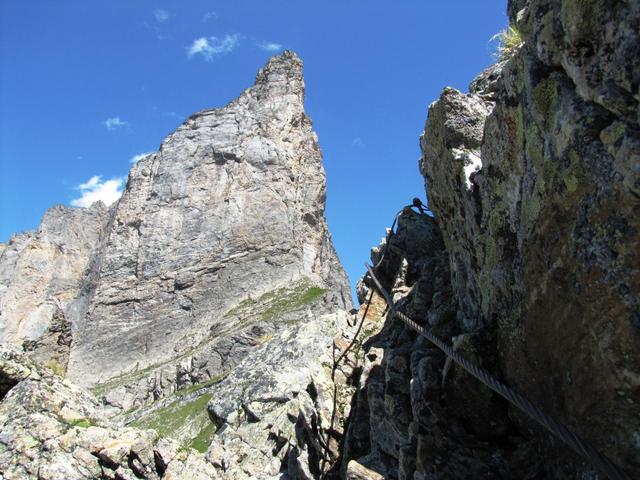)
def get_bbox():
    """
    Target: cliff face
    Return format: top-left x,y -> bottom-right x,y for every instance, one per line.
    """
421,0 -> 639,473
0,51 -> 360,479
342,0 -> 639,478
1,1 -> 639,477
66,51 -> 350,393
0,52 -> 351,409
0,203 -> 112,370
